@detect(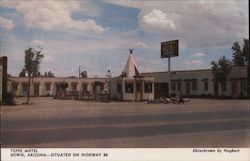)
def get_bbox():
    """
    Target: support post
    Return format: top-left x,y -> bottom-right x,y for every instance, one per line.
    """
168,57 -> 171,97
